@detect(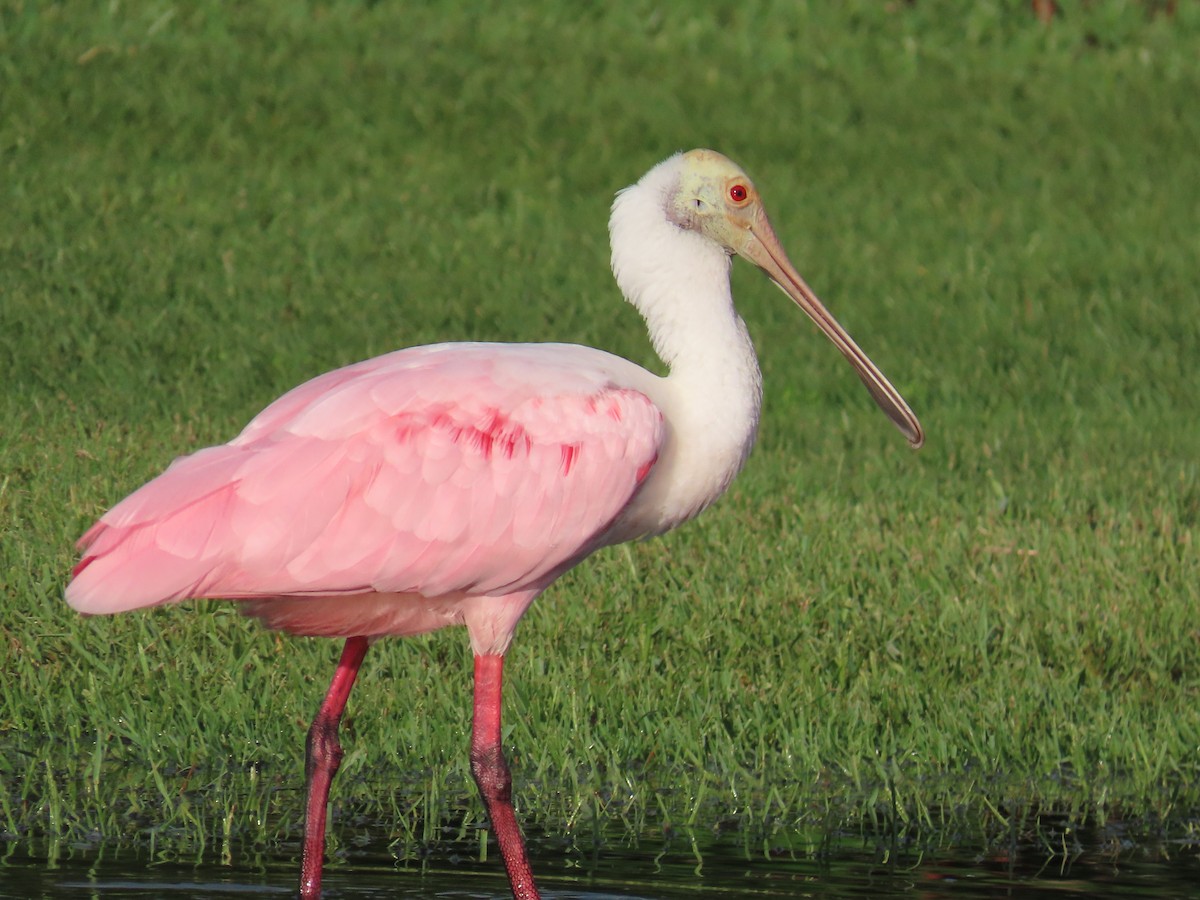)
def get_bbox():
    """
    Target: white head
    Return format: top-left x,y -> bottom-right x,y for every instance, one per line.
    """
614,149 -> 924,449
